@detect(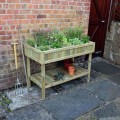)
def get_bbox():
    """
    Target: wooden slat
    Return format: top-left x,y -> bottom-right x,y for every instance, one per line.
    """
30,66 -> 88,89
45,50 -> 95,64
44,41 -> 95,54
30,72 -> 54,86
45,67 -> 88,88
24,42 -> 95,64
45,75 -> 54,84
30,76 -> 42,88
